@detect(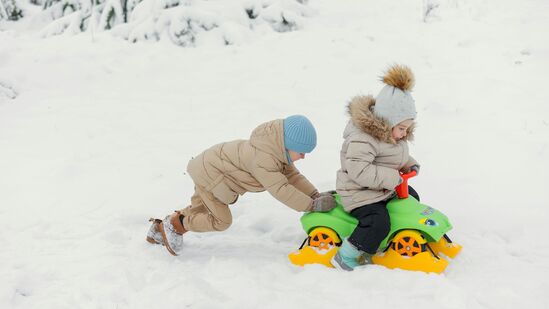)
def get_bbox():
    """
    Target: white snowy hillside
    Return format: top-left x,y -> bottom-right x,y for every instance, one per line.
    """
1,0 -> 548,308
